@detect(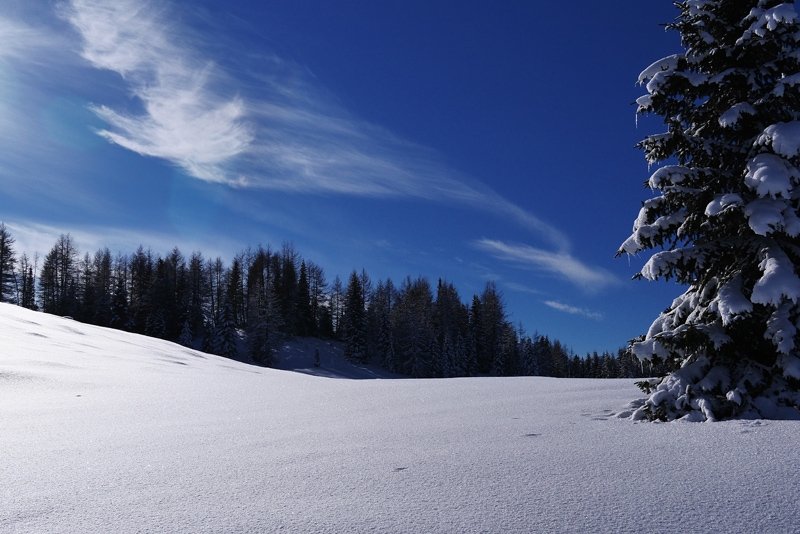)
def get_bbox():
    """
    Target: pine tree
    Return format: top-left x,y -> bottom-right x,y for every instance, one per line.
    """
394,276 -> 434,377
109,255 -> 132,331
92,248 -> 113,327
479,282 -> 507,376
18,253 -> 37,310
147,257 -> 177,339
245,249 -> 282,366
129,246 -> 154,333
519,335 -> 538,376
533,335 -> 553,377
330,275 -> 344,338
619,0 -> 800,420
179,319 -> 194,348
374,279 -> 398,373
39,234 -> 79,316
226,255 -> 245,327
0,222 -> 16,303
469,295 -> 484,372
186,251 -> 208,340
433,280 -> 465,377
215,302 -> 238,358
296,260 -> 312,337
145,309 -> 166,339
343,270 -> 369,363
278,243 -> 298,334
307,261 -> 327,336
